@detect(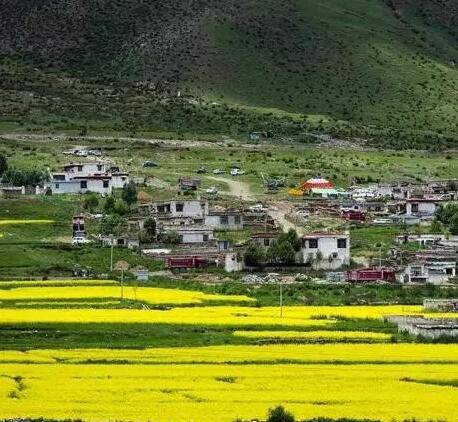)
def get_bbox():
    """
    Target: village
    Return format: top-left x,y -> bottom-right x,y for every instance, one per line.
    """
1,141 -> 457,288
